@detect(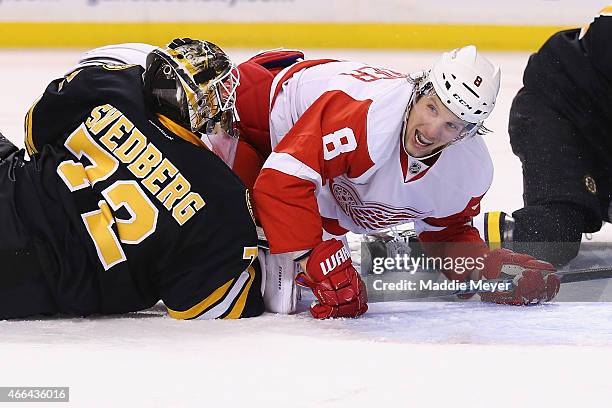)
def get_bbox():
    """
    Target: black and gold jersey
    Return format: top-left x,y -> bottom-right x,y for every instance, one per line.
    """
521,7 -> 612,159
21,64 -> 262,319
